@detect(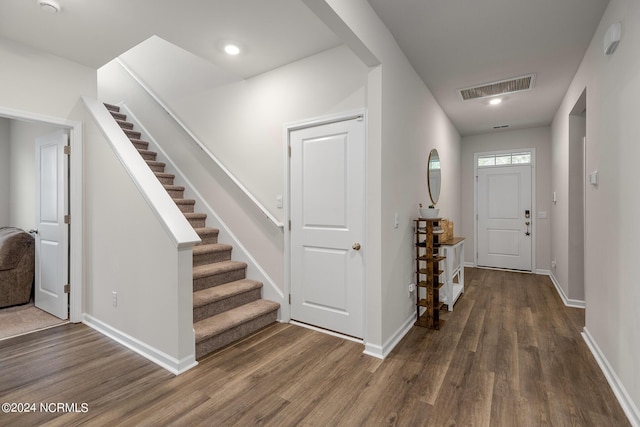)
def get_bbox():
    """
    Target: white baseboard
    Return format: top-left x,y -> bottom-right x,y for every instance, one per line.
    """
547,271 -> 586,308
464,261 -> 475,268
83,314 -> 197,375
364,313 -> 416,360
582,328 -> 640,427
